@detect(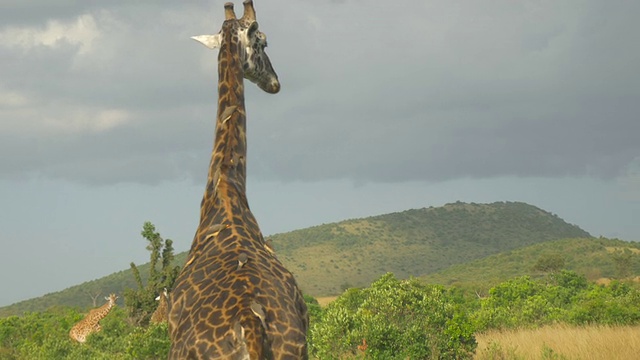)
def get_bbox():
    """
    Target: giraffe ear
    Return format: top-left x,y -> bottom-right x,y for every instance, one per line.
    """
191,34 -> 222,49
